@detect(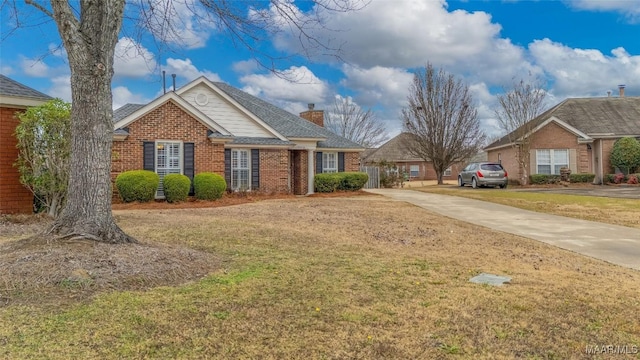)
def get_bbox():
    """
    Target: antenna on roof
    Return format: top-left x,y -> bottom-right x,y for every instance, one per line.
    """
162,70 -> 166,94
